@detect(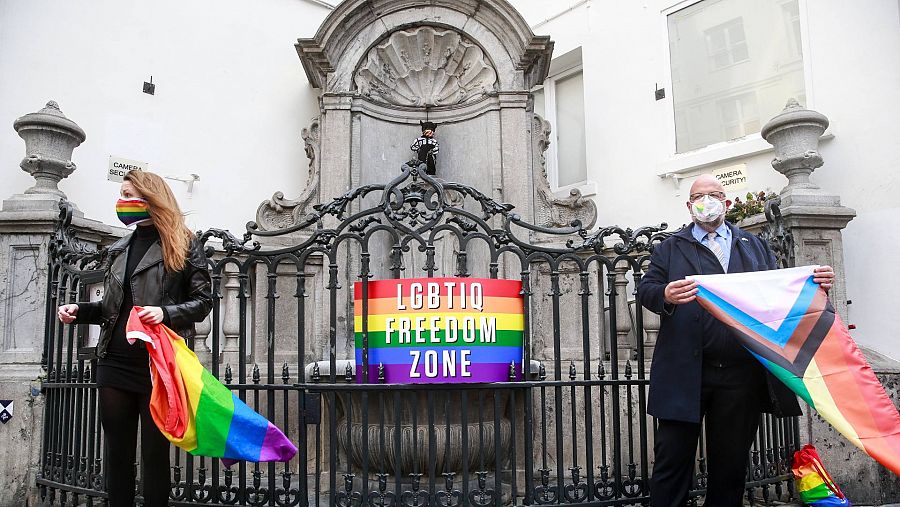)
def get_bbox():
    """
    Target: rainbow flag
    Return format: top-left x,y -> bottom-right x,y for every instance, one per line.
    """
690,266 -> 900,475
793,444 -> 851,506
125,308 -> 297,465
353,278 -> 524,383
